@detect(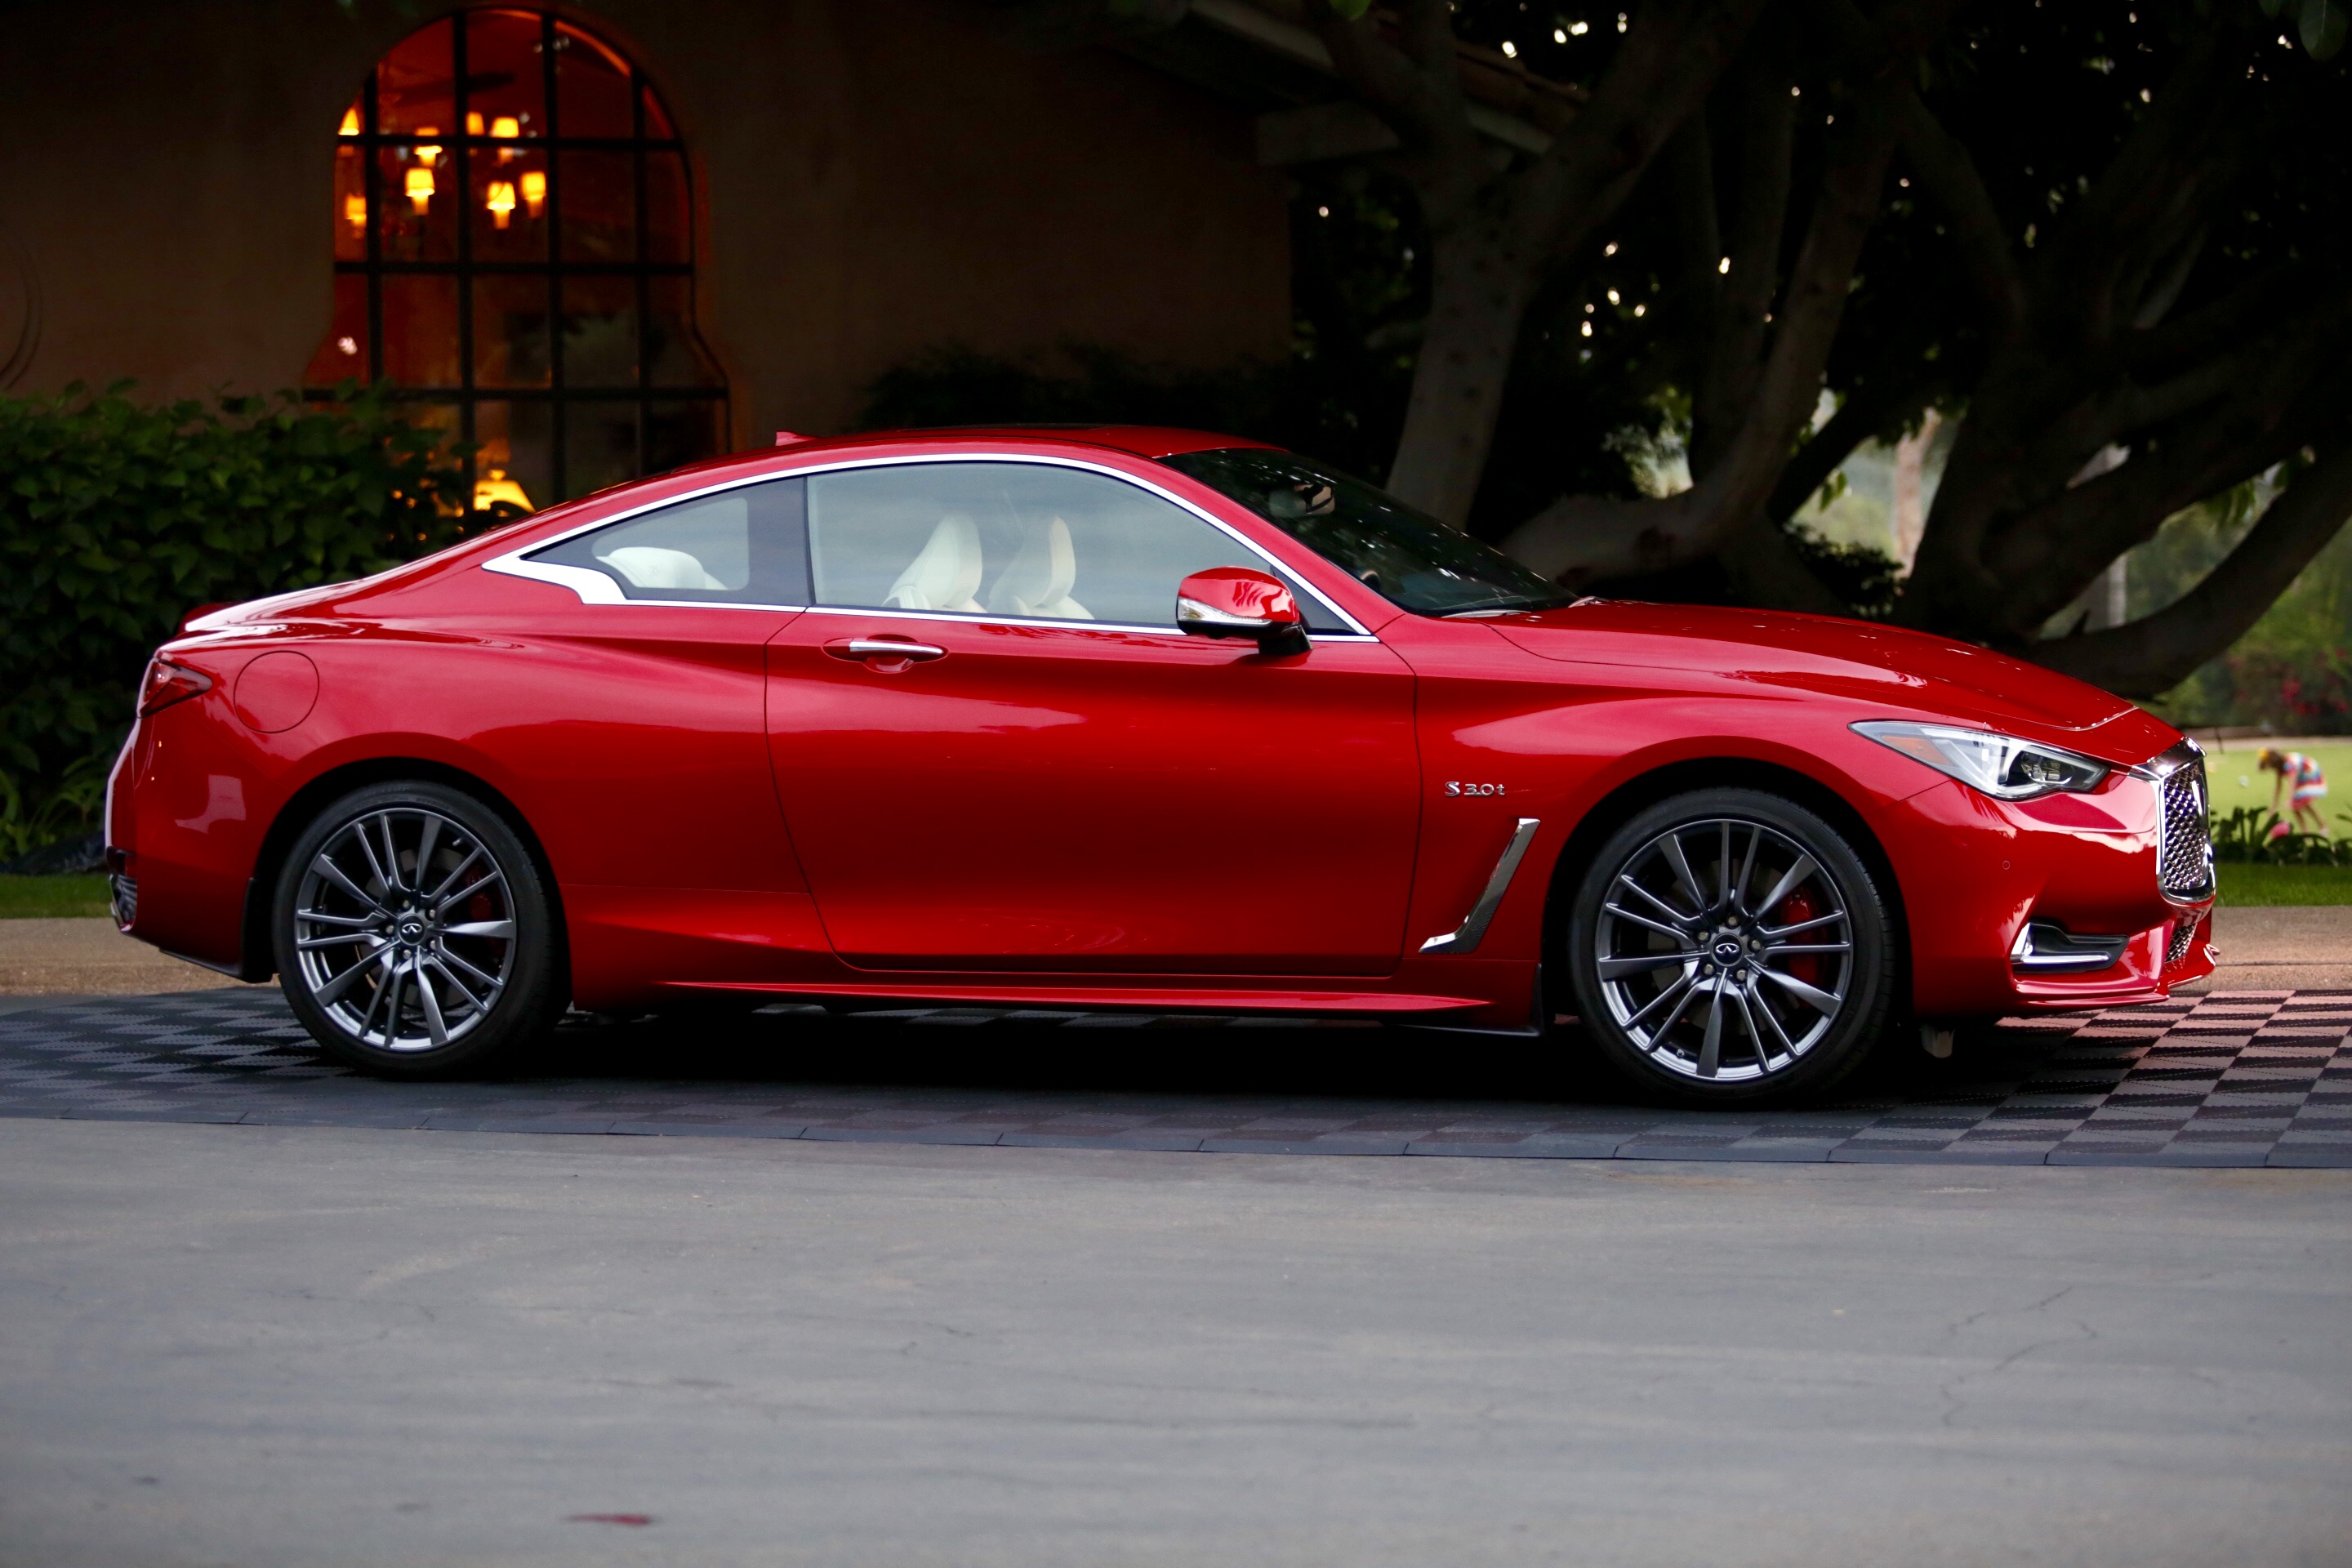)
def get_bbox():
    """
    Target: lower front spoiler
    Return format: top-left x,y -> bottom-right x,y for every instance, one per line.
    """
2000,905 -> 2216,1013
